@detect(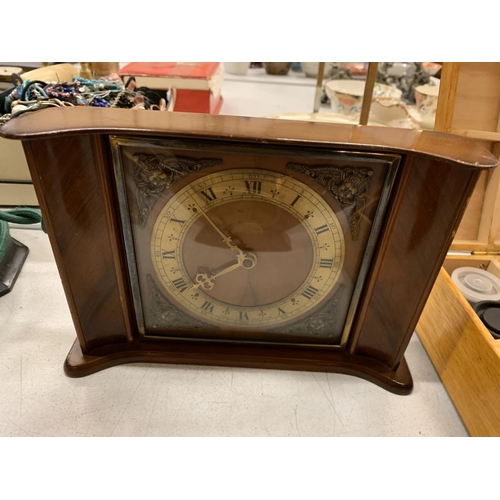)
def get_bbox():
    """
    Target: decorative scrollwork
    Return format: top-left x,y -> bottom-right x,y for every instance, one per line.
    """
146,275 -> 212,330
132,154 -> 223,226
269,285 -> 345,337
286,163 -> 373,240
